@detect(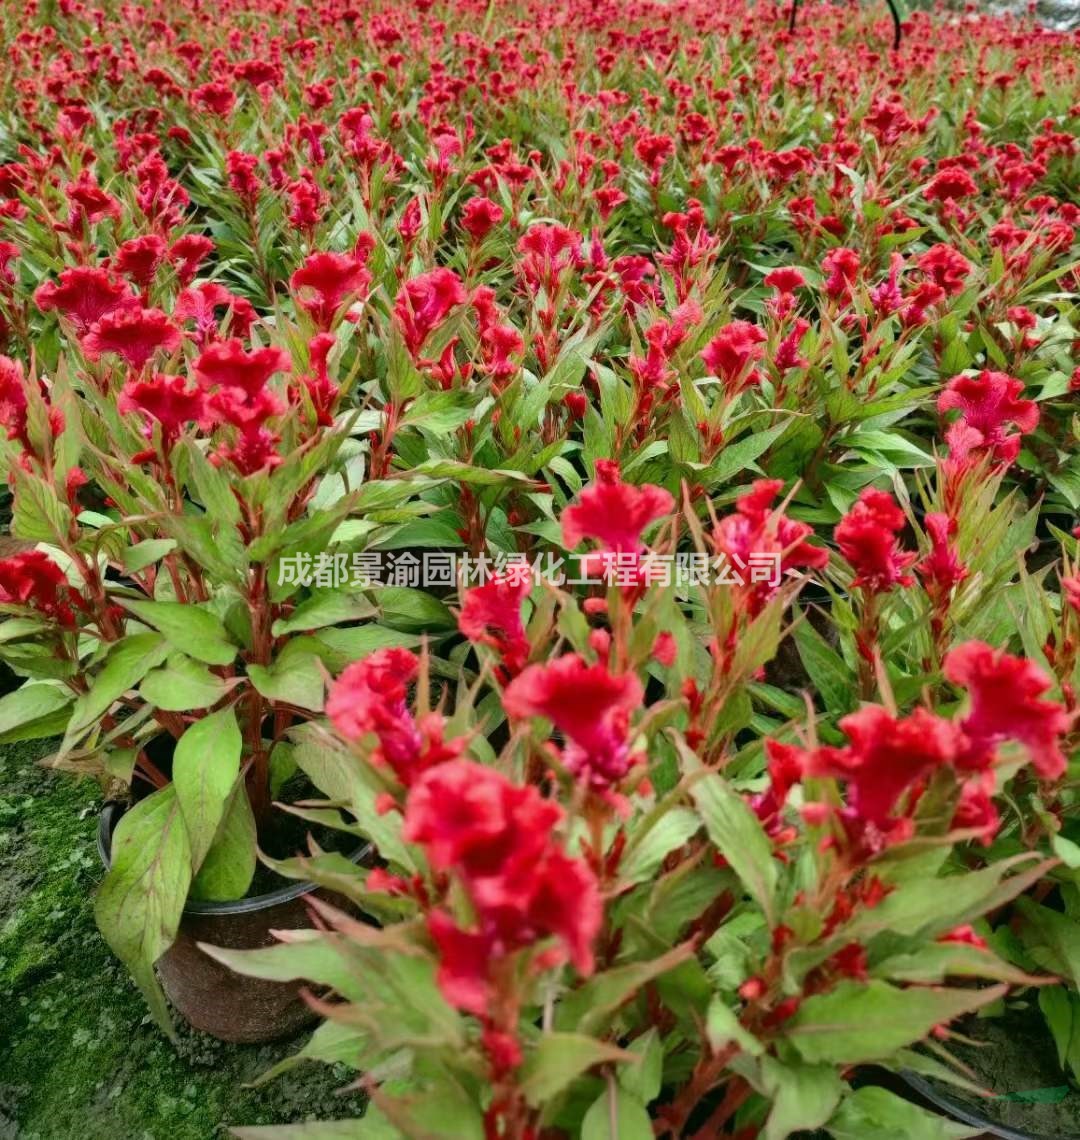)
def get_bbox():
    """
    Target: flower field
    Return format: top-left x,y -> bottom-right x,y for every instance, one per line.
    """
0,0 -> 1079,1136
